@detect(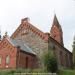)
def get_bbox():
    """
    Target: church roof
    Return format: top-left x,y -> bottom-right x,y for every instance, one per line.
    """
52,14 -> 62,30
11,18 -> 45,40
7,38 -> 36,55
52,14 -> 59,25
10,17 -> 71,53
